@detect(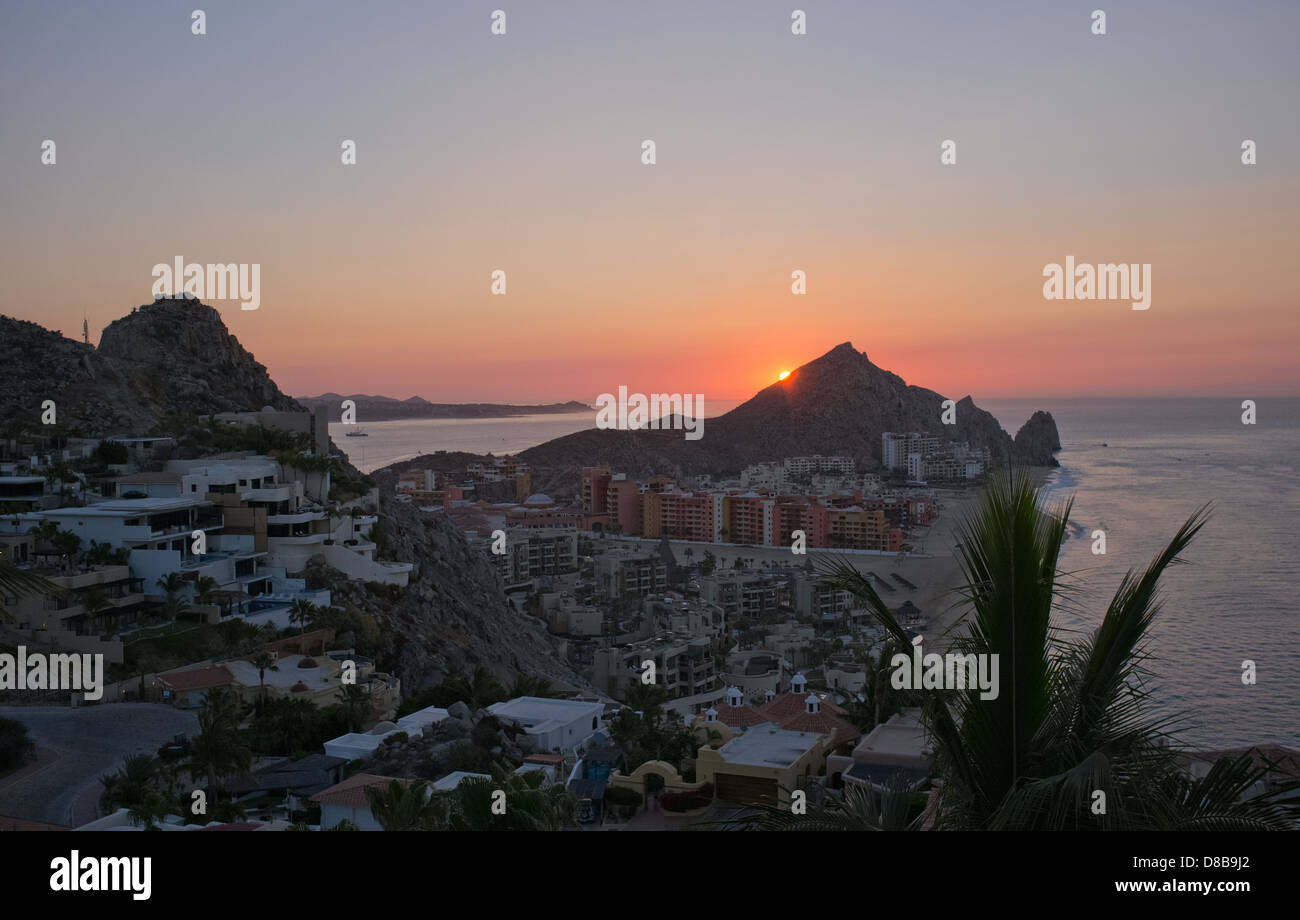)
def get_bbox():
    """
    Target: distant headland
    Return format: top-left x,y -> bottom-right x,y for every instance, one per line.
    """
297,394 -> 593,422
